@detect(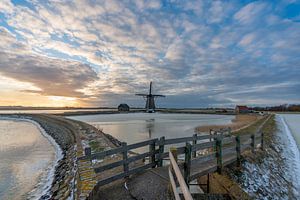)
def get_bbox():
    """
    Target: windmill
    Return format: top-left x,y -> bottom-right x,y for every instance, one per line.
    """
136,82 -> 166,113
